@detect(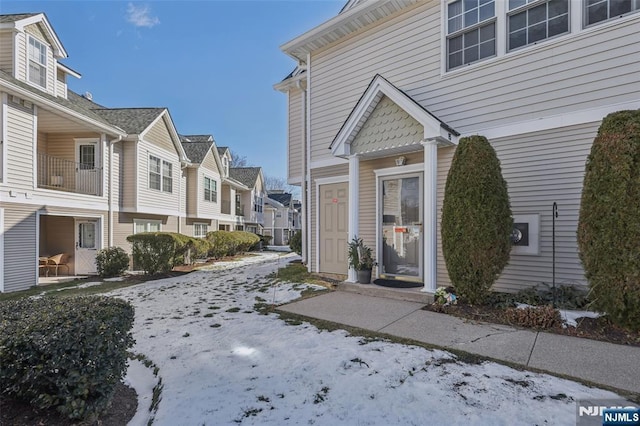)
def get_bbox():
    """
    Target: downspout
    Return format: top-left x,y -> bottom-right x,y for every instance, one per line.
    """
304,54 -> 312,270
108,135 -> 123,247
